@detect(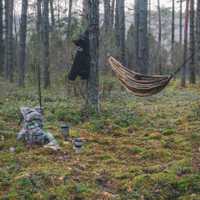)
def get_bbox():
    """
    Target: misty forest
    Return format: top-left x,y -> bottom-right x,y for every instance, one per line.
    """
1,0 -> 200,199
